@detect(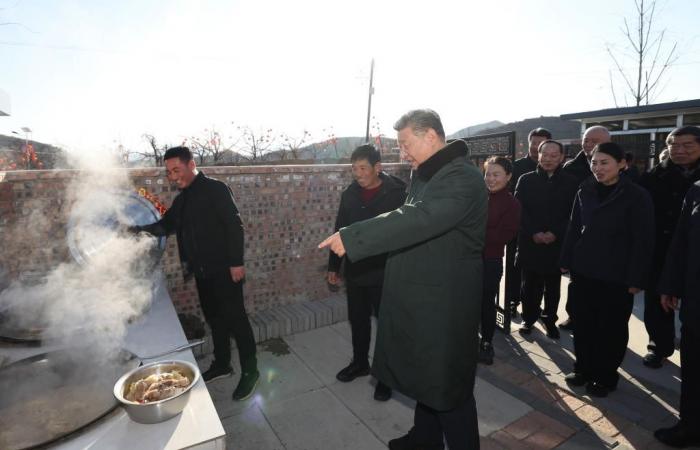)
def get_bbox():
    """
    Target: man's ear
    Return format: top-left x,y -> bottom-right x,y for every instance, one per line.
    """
374,162 -> 383,173
187,159 -> 197,171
